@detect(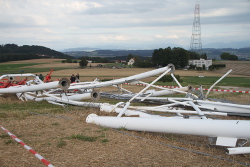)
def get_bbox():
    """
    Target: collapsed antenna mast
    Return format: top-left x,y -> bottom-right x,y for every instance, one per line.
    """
190,2 -> 202,54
